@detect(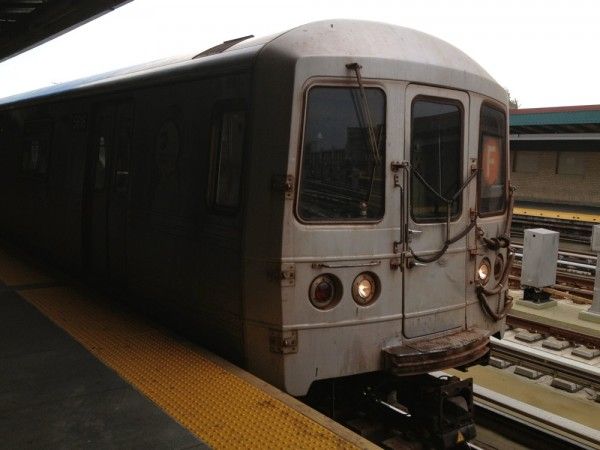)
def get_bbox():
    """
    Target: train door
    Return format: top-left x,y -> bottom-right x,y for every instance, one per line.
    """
85,104 -> 115,278
85,101 -> 133,283
107,102 -> 134,284
402,84 -> 470,338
